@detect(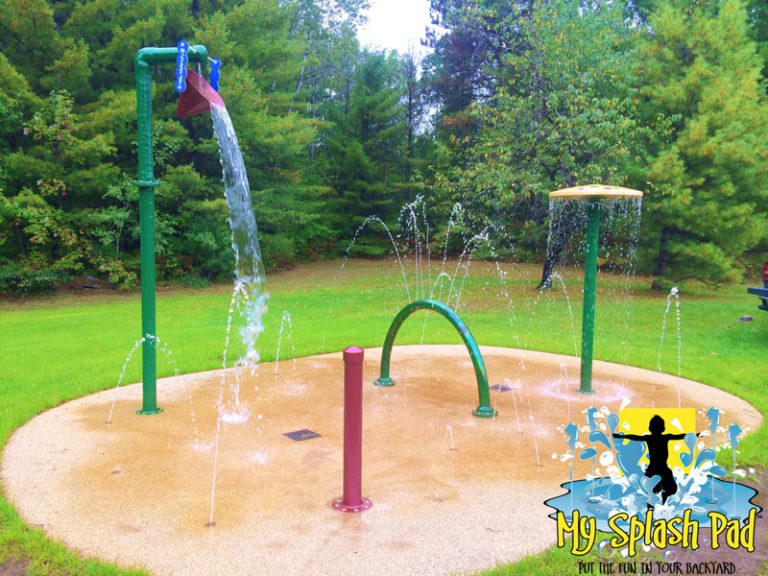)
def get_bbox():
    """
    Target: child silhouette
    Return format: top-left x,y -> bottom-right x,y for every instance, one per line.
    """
613,415 -> 694,504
